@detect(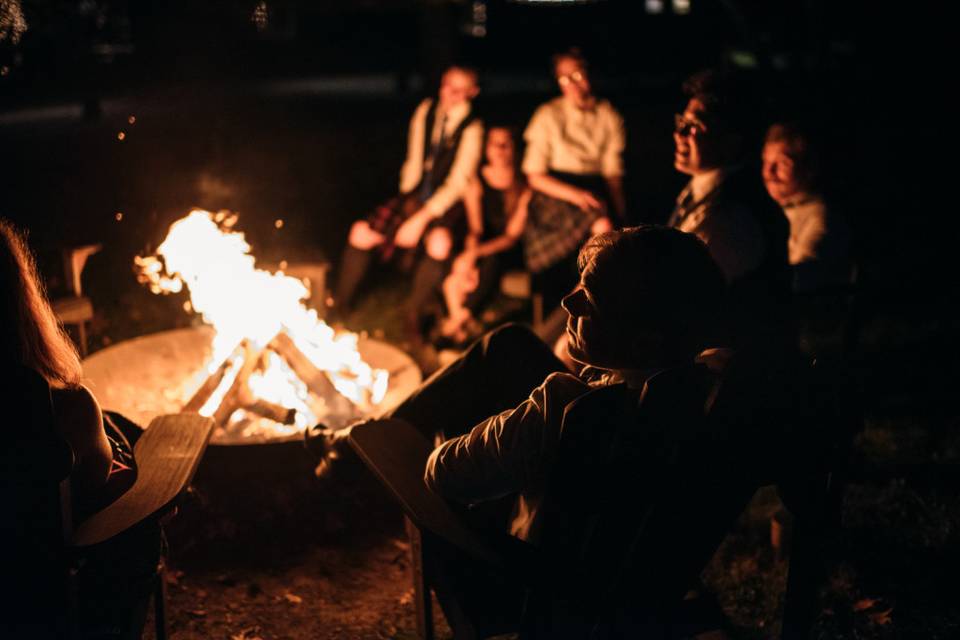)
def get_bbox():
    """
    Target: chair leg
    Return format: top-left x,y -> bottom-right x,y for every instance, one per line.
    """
154,559 -> 168,640
77,322 -> 88,358
407,517 -> 434,640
